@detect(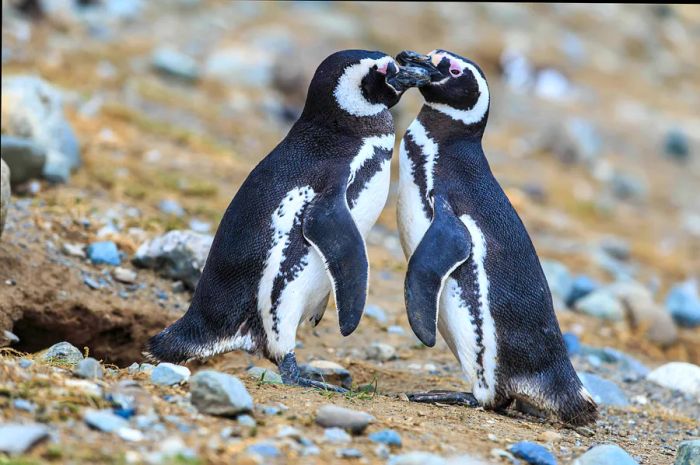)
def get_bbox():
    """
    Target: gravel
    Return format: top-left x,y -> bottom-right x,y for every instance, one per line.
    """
0,423 -> 49,455
315,405 -> 374,434
189,370 -> 254,417
151,363 -> 191,386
